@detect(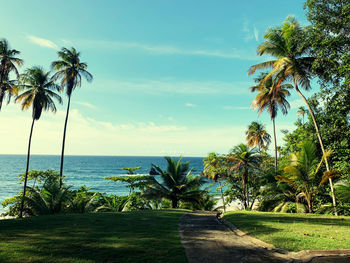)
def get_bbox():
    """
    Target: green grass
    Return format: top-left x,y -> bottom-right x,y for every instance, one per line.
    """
224,211 -> 350,252
0,210 -> 188,263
